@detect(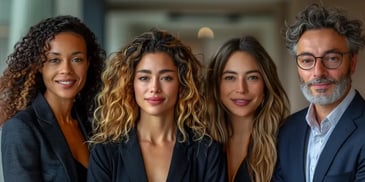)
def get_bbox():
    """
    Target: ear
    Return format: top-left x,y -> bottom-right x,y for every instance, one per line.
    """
350,53 -> 358,74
